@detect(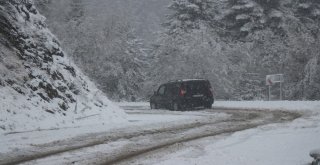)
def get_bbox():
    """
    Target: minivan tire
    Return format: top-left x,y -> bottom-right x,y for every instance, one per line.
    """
205,104 -> 212,109
172,102 -> 180,111
150,102 -> 157,109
